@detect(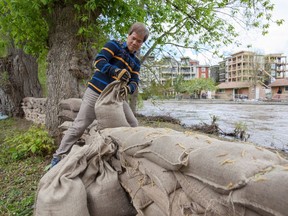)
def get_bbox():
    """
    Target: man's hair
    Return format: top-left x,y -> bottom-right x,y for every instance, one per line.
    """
128,22 -> 149,42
